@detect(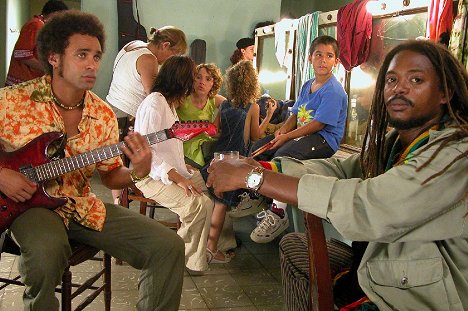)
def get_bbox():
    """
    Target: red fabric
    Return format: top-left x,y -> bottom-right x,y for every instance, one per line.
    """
339,296 -> 370,311
5,15 -> 45,86
337,0 -> 373,71
258,161 -> 273,170
426,0 -> 454,41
